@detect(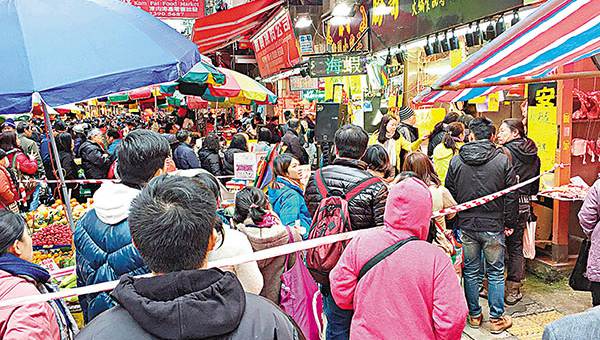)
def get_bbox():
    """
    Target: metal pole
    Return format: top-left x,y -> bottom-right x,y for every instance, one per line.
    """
41,99 -> 76,232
